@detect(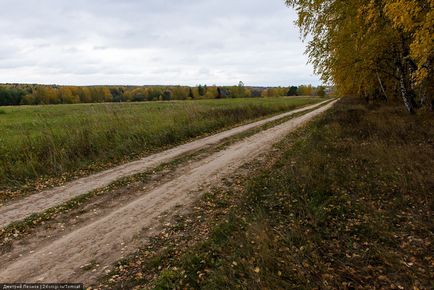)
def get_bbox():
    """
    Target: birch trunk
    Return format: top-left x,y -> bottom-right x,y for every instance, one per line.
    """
397,67 -> 415,114
376,71 -> 388,101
